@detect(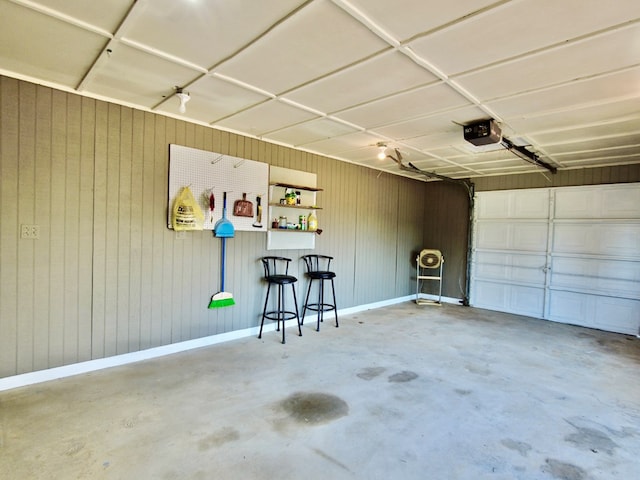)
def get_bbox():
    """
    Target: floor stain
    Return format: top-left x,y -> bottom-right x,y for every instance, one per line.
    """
501,438 -> 532,457
465,364 -> 492,376
64,441 -> 85,456
198,427 -> 240,451
279,392 -> 348,425
454,388 -> 472,396
388,371 -> 418,383
311,447 -> 352,472
542,458 -> 588,480
357,367 -> 386,381
564,426 -> 618,455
